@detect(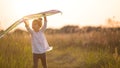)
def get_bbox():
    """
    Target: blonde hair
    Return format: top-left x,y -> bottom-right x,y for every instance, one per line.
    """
32,18 -> 42,28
